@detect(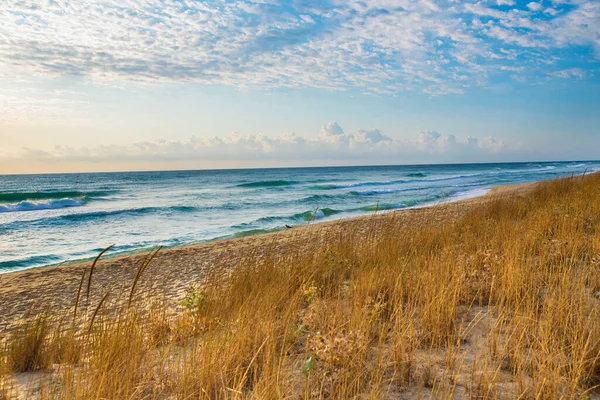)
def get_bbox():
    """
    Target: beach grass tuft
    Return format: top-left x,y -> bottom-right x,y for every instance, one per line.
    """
8,314 -> 51,373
